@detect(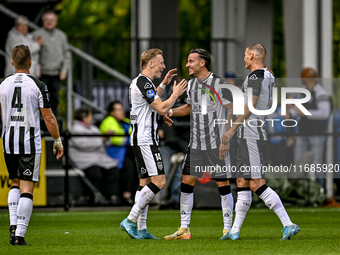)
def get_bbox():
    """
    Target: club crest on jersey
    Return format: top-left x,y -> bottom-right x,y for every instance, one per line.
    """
144,82 -> 152,89
157,162 -> 163,170
146,89 -> 155,98
249,74 -> 258,80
